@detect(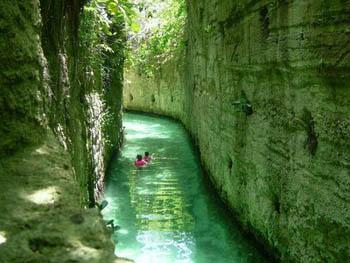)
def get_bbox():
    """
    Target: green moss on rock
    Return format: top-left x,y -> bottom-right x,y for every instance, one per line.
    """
124,0 -> 350,261
0,0 -> 47,156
